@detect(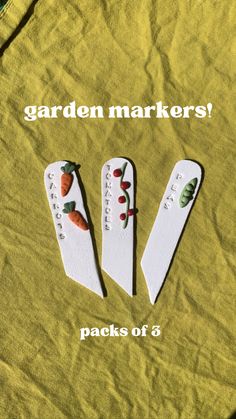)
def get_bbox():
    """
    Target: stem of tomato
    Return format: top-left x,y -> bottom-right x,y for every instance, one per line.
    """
120,162 -> 130,229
